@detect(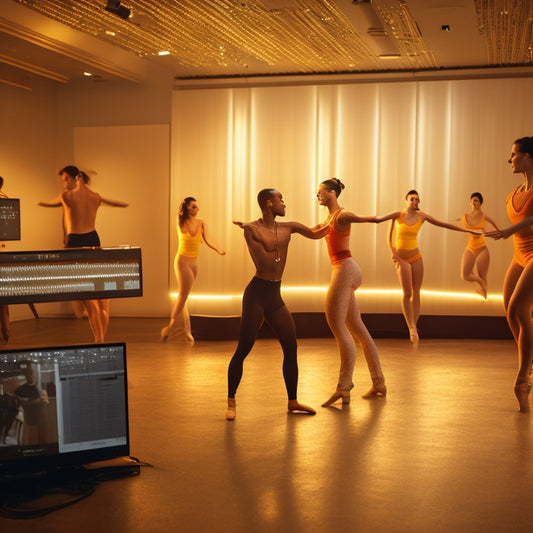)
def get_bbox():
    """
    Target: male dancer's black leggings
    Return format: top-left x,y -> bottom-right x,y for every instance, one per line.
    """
227,277 -> 298,400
